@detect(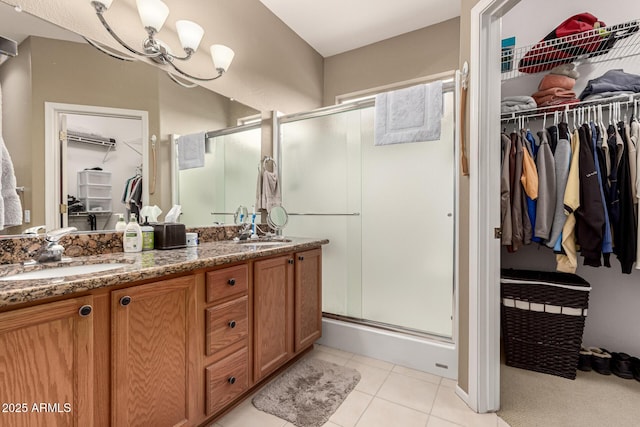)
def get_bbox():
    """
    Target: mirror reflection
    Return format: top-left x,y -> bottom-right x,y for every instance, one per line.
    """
175,125 -> 262,227
0,3 -> 259,235
267,205 -> 288,233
